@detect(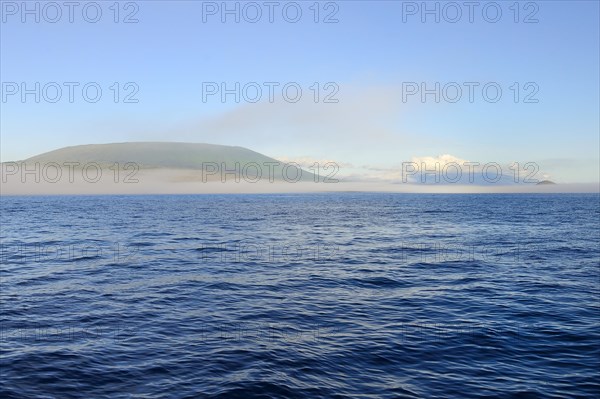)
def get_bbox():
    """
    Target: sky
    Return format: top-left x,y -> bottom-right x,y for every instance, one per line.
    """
1,0 -> 599,184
